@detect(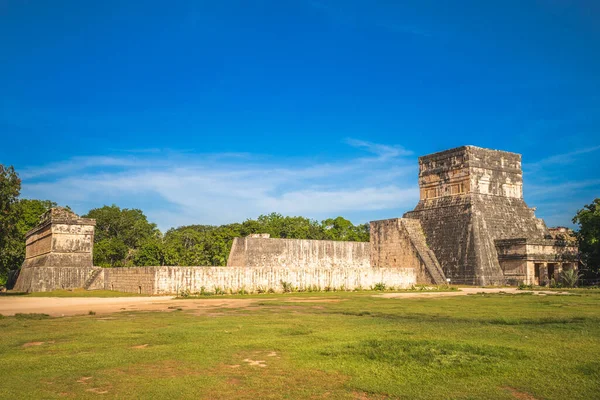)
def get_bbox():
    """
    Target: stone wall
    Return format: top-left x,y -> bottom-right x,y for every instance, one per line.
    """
370,218 -> 446,284
90,265 -> 415,295
13,266 -> 100,293
228,237 -> 370,269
